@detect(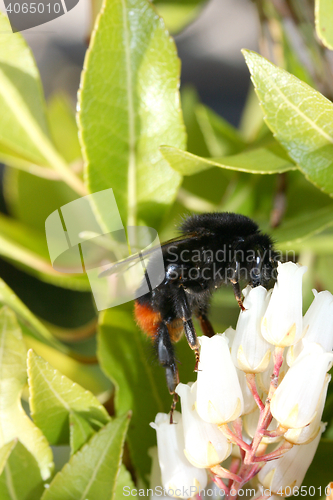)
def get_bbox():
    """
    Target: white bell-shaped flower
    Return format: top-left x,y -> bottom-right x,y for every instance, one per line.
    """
176,382 -> 232,468
289,290 -> 333,364
196,334 -> 244,424
284,373 -> 330,445
150,412 -> 207,498
232,285 -> 272,373
270,342 -> 333,428
261,262 -> 307,347
258,423 -> 325,496
148,447 -> 173,499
